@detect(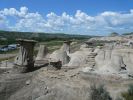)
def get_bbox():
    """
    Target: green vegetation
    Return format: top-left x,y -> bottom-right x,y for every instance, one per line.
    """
122,32 -> 133,35
0,30 -> 89,61
41,40 -> 64,53
0,56 -> 15,62
90,84 -> 112,100
0,49 -> 19,54
108,32 -> 133,36
121,84 -> 133,100
40,40 -> 64,47
0,30 -> 91,45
